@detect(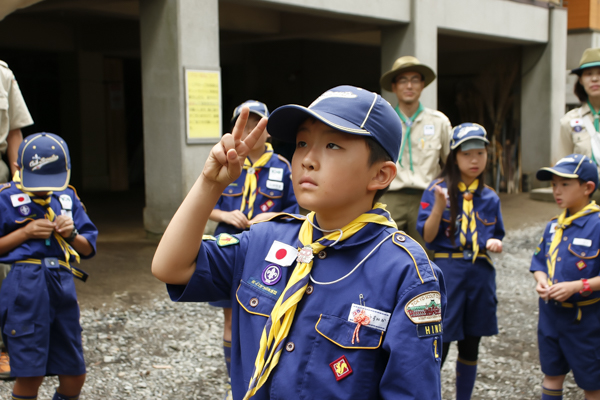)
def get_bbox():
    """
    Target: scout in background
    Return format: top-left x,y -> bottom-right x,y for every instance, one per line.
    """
417,123 -> 504,400
0,133 -> 98,400
207,100 -> 298,391
530,154 -> 600,400
152,85 -> 446,399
